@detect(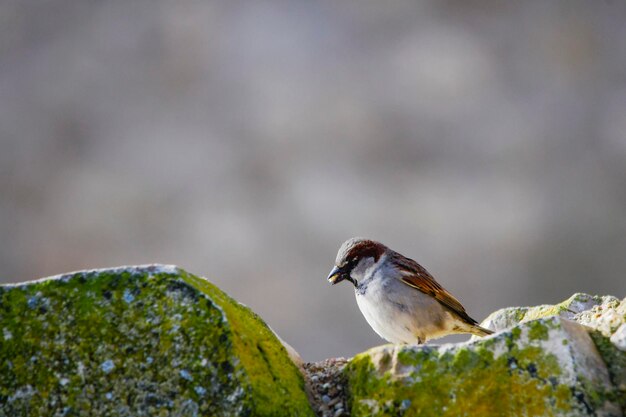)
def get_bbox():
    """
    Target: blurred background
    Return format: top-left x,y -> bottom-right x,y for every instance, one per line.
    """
1,1 -> 625,361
